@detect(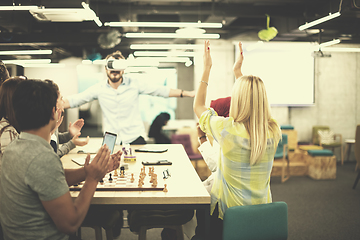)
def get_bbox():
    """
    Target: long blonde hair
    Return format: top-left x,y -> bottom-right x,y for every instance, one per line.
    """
229,75 -> 281,165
